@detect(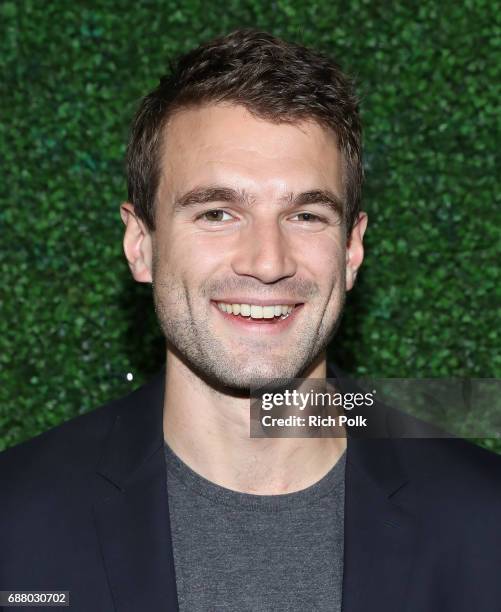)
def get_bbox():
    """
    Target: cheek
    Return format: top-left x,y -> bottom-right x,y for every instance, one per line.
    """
300,238 -> 345,289
153,242 -> 222,301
